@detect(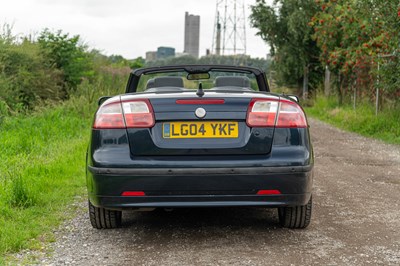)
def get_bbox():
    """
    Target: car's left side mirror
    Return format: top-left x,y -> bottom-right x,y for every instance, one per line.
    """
98,96 -> 111,106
